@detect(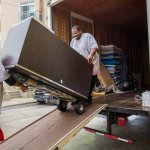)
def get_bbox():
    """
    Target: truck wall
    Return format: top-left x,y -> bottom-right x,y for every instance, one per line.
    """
52,7 -> 70,44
